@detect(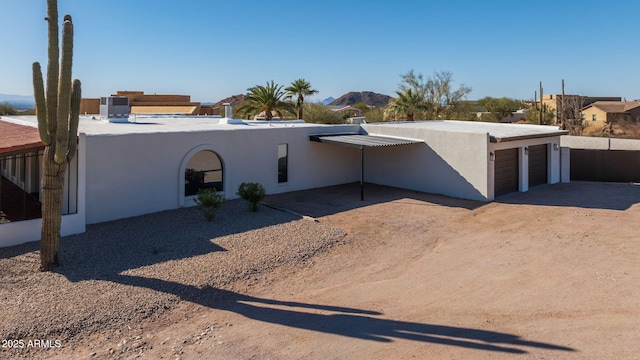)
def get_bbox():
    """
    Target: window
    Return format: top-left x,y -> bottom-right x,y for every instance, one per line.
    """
184,150 -> 223,196
592,114 -> 597,122
278,144 -> 288,183
581,114 -> 586,121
